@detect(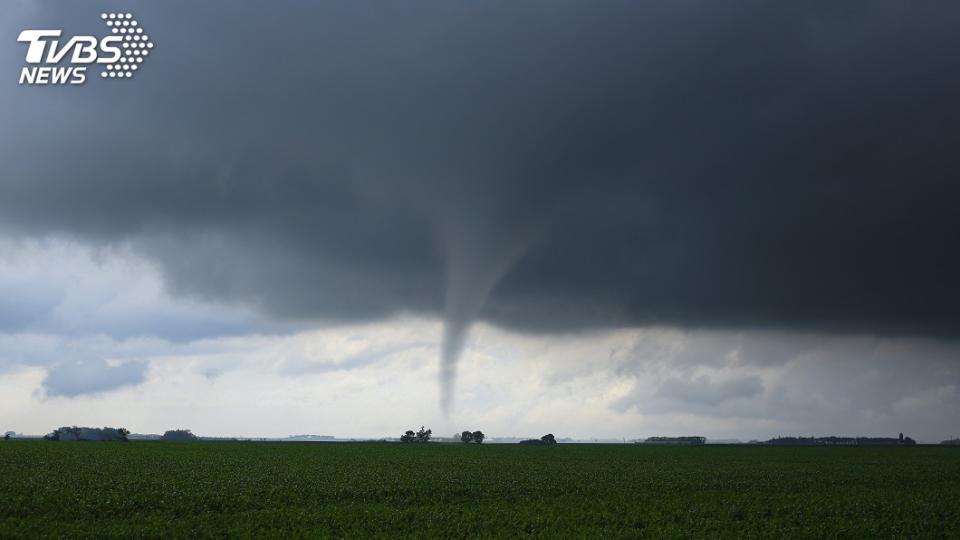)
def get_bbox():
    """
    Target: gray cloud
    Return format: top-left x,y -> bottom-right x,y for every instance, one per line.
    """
0,239 -> 264,342
41,357 -> 146,397
2,1 -> 960,401
604,329 -> 960,438
653,375 -> 765,407
281,341 -> 432,375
